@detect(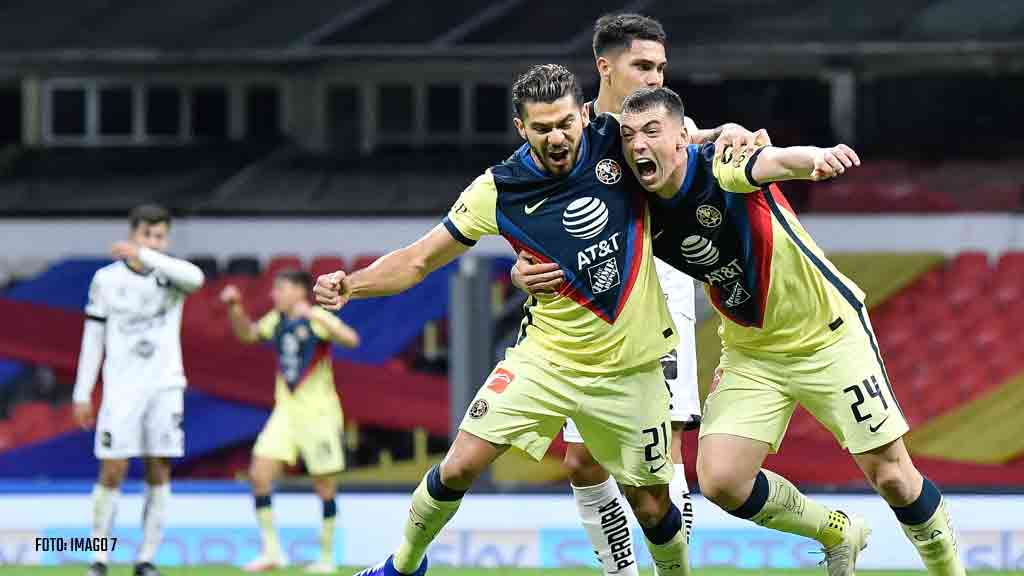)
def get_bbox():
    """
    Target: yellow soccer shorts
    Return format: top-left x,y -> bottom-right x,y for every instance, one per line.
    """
459,348 -> 674,487
700,308 -> 909,454
253,401 -> 345,476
